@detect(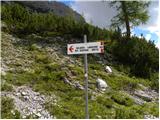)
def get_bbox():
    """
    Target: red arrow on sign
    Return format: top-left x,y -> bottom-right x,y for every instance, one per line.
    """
69,46 -> 74,52
101,48 -> 104,53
